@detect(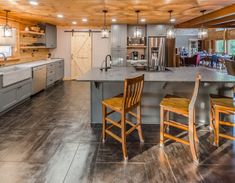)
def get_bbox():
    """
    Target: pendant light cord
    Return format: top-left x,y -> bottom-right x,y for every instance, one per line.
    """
103,10 -> 108,29
4,10 -> 10,26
